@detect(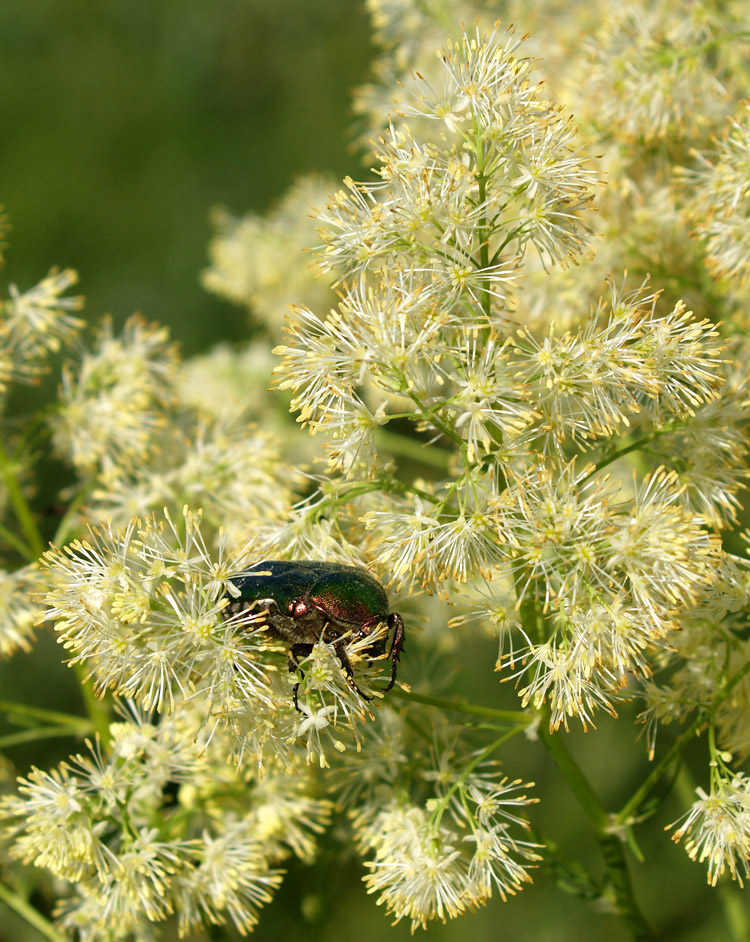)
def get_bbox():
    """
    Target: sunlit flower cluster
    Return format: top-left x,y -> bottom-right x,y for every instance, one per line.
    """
40,509 -> 394,770
85,421 -> 298,546
267,8 -> 750,901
